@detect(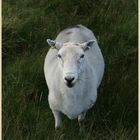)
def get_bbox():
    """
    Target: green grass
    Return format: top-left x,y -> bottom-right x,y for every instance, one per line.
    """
3,0 -> 138,139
